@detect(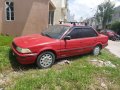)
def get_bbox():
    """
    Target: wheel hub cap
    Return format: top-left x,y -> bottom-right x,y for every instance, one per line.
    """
94,47 -> 100,55
40,54 -> 53,68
